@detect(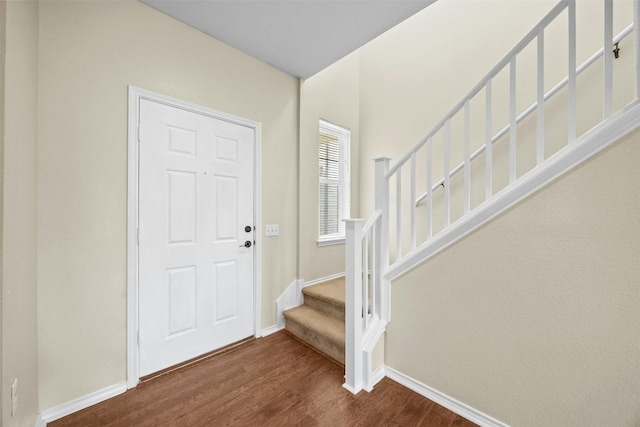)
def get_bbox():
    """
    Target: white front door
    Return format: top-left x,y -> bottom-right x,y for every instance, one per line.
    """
138,98 -> 255,376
